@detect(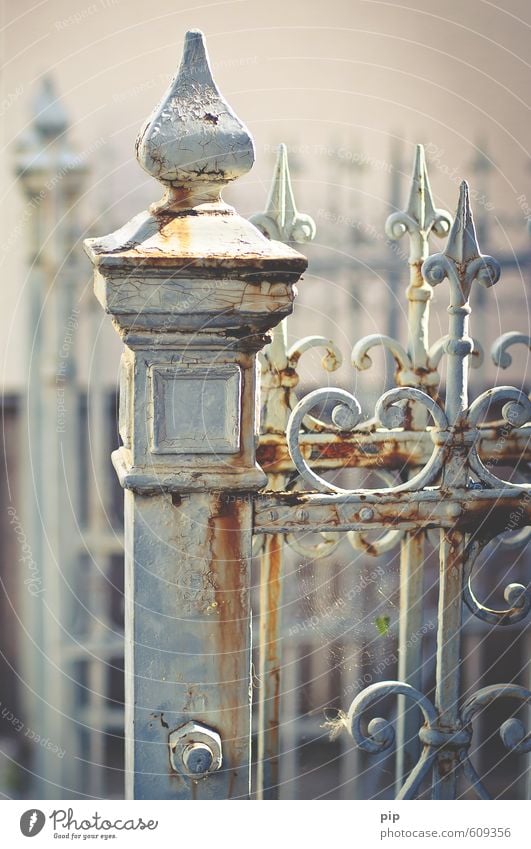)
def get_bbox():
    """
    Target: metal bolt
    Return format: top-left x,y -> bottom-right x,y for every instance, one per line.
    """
446,503 -> 462,519
268,510 -> 278,522
169,720 -> 222,779
359,507 -> 374,522
296,509 -> 309,521
182,742 -> 214,775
